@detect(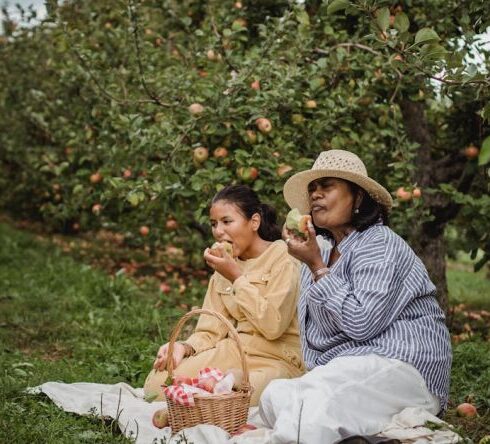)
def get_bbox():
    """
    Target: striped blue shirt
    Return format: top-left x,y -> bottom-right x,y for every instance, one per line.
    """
298,224 -> 452,411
